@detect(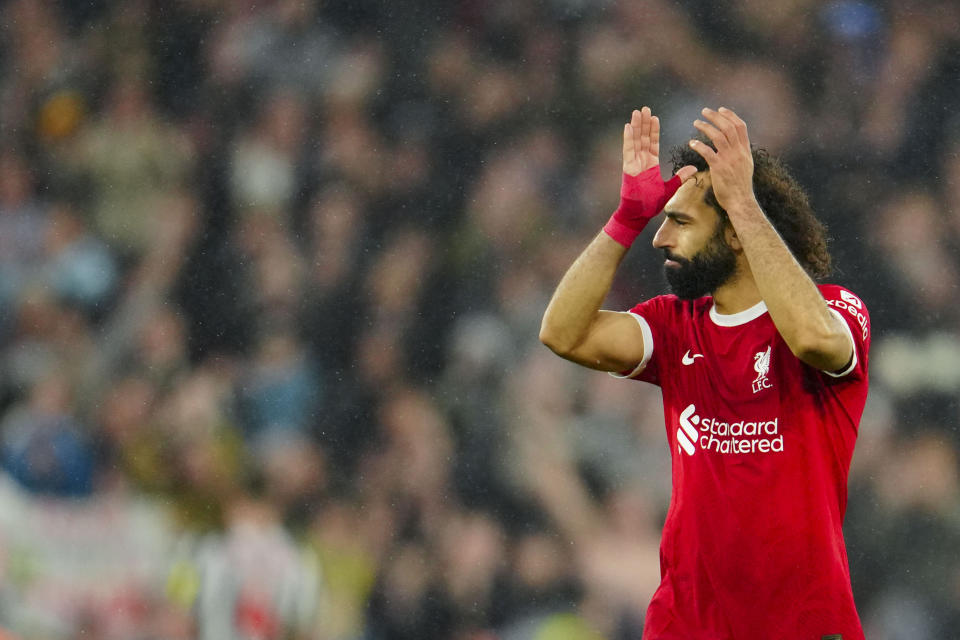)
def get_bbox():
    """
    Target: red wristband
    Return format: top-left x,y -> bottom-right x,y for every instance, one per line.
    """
603,167 -> 683,248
